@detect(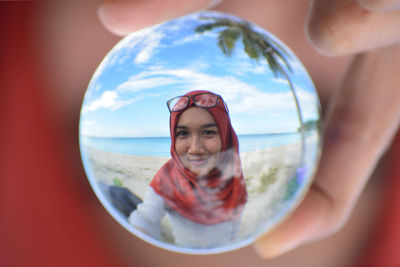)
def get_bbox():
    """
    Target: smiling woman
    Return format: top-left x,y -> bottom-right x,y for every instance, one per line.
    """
129,90 -> 248,248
